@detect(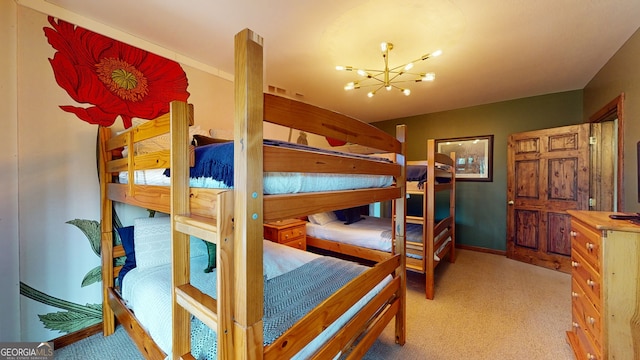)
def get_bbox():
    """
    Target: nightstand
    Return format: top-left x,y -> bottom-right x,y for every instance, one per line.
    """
263,219 -> 307,250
